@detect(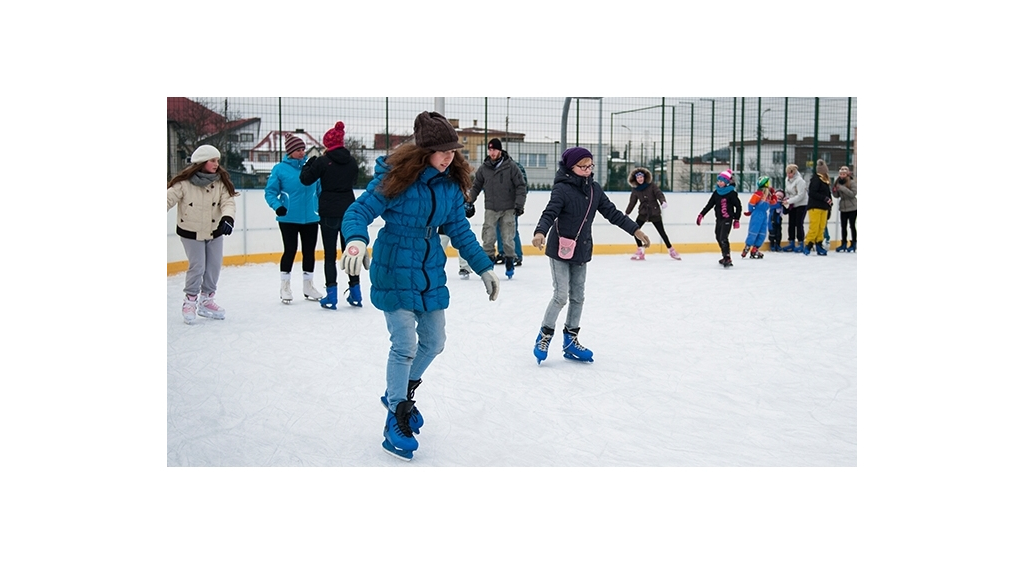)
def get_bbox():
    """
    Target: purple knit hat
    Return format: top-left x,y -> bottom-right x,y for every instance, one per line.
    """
561,147 -> 593,168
